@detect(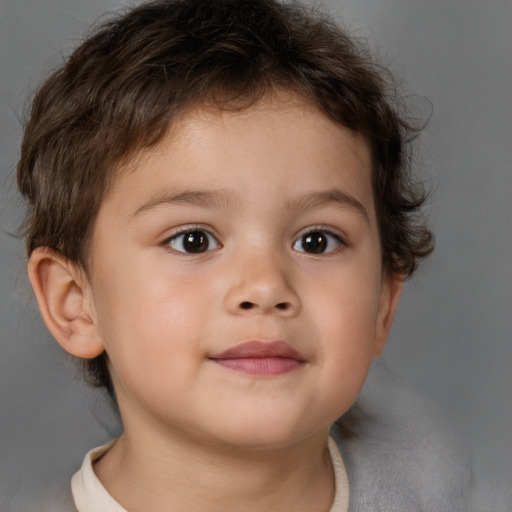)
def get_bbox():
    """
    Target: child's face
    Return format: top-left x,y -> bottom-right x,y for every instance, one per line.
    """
85,95 -> 401,449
